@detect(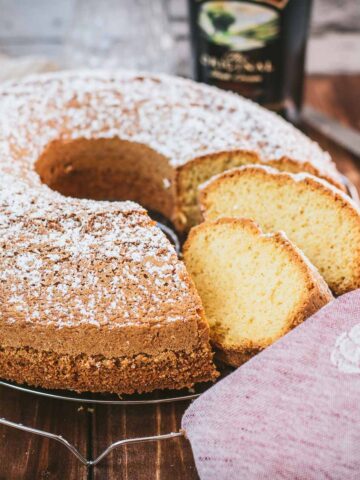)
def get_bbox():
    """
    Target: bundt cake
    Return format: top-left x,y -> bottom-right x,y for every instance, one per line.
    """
0,71 -> 344,393
200,165 -> 360,295
183,218 -> 333,367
